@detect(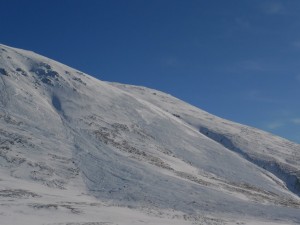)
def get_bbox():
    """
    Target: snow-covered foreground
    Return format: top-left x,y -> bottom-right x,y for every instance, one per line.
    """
0,44 -> 300,225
